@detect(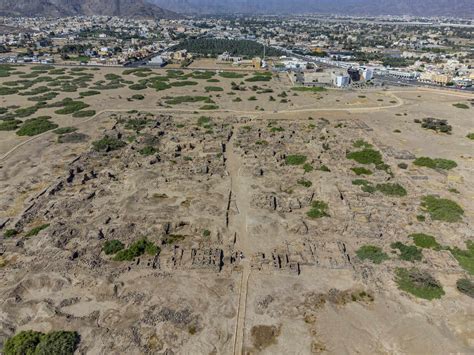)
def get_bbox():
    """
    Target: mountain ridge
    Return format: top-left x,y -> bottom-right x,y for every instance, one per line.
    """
149,0 -> 474,18
0,0 -> 177,19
